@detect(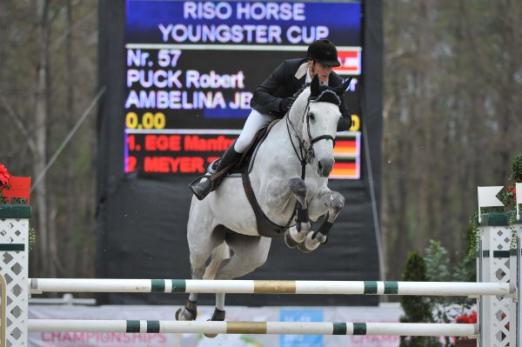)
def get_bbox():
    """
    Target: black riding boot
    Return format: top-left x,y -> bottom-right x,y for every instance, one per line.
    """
189,145 -> 241,200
